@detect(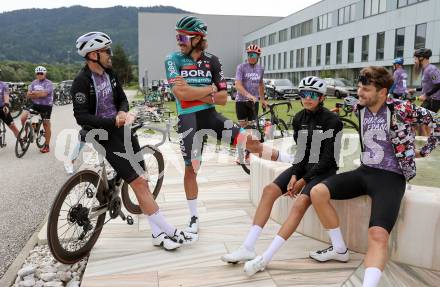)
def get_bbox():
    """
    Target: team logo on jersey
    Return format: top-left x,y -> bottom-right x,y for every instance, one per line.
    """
74,92 -> 87,104
432,74 -> 438,81
181,70 -> 213,78
167,60 -> 179,78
